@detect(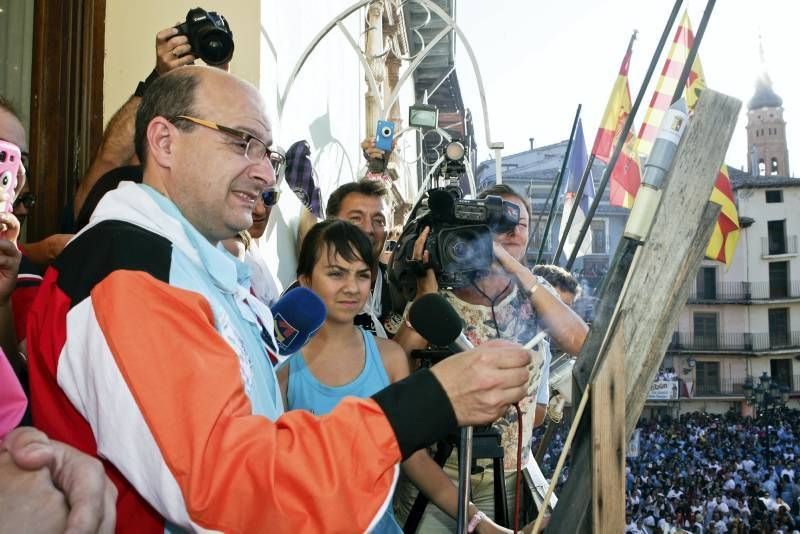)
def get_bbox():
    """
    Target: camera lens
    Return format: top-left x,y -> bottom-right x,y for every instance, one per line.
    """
443,229 -> 480,263
0,152 -> 6,163
381,127 -> 392,137
199,31 -> 233,65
